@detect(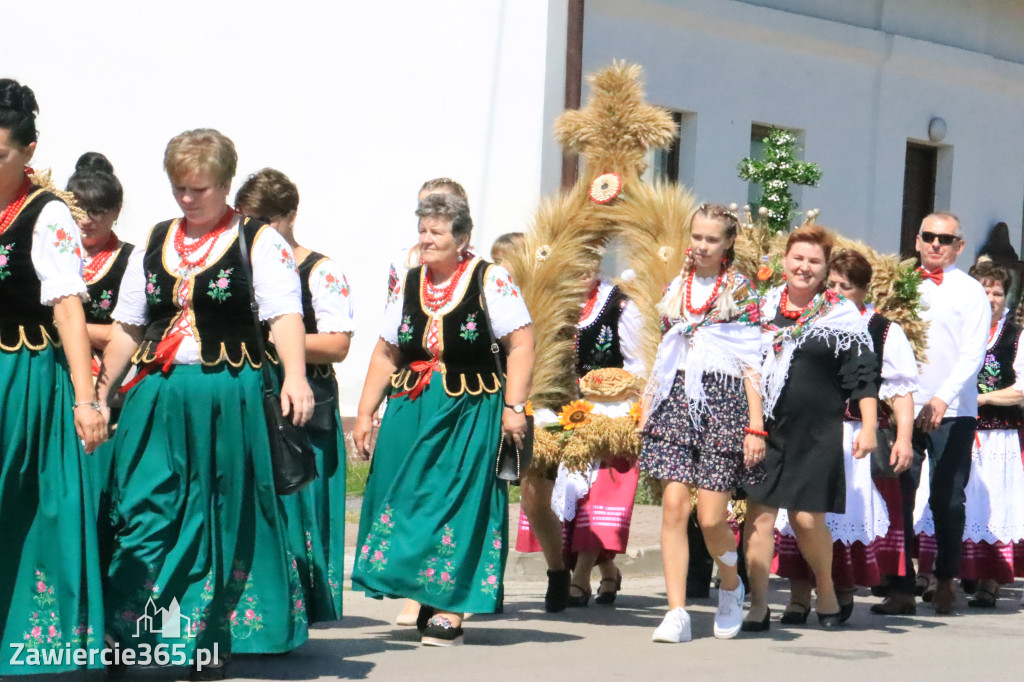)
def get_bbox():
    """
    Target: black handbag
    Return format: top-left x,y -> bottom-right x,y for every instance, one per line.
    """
870,424 -> 898,478
476,265 -> 533,483
305,376 -> 338,434
238,222 -> 318,495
